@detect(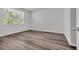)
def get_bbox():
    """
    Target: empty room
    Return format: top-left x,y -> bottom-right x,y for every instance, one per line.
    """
0,8 -> 77,50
